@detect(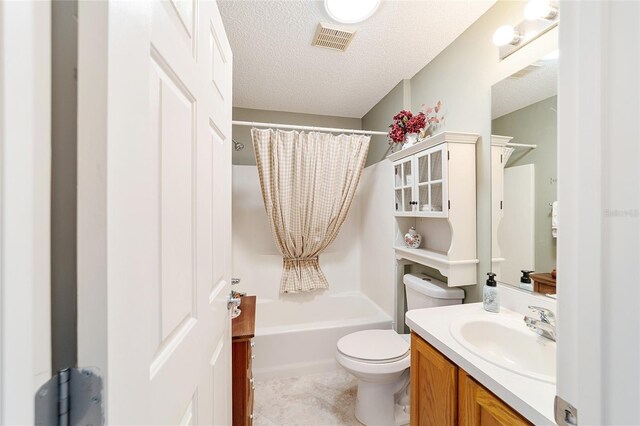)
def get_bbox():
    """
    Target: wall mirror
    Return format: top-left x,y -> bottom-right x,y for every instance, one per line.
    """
491,50 -> 558,295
